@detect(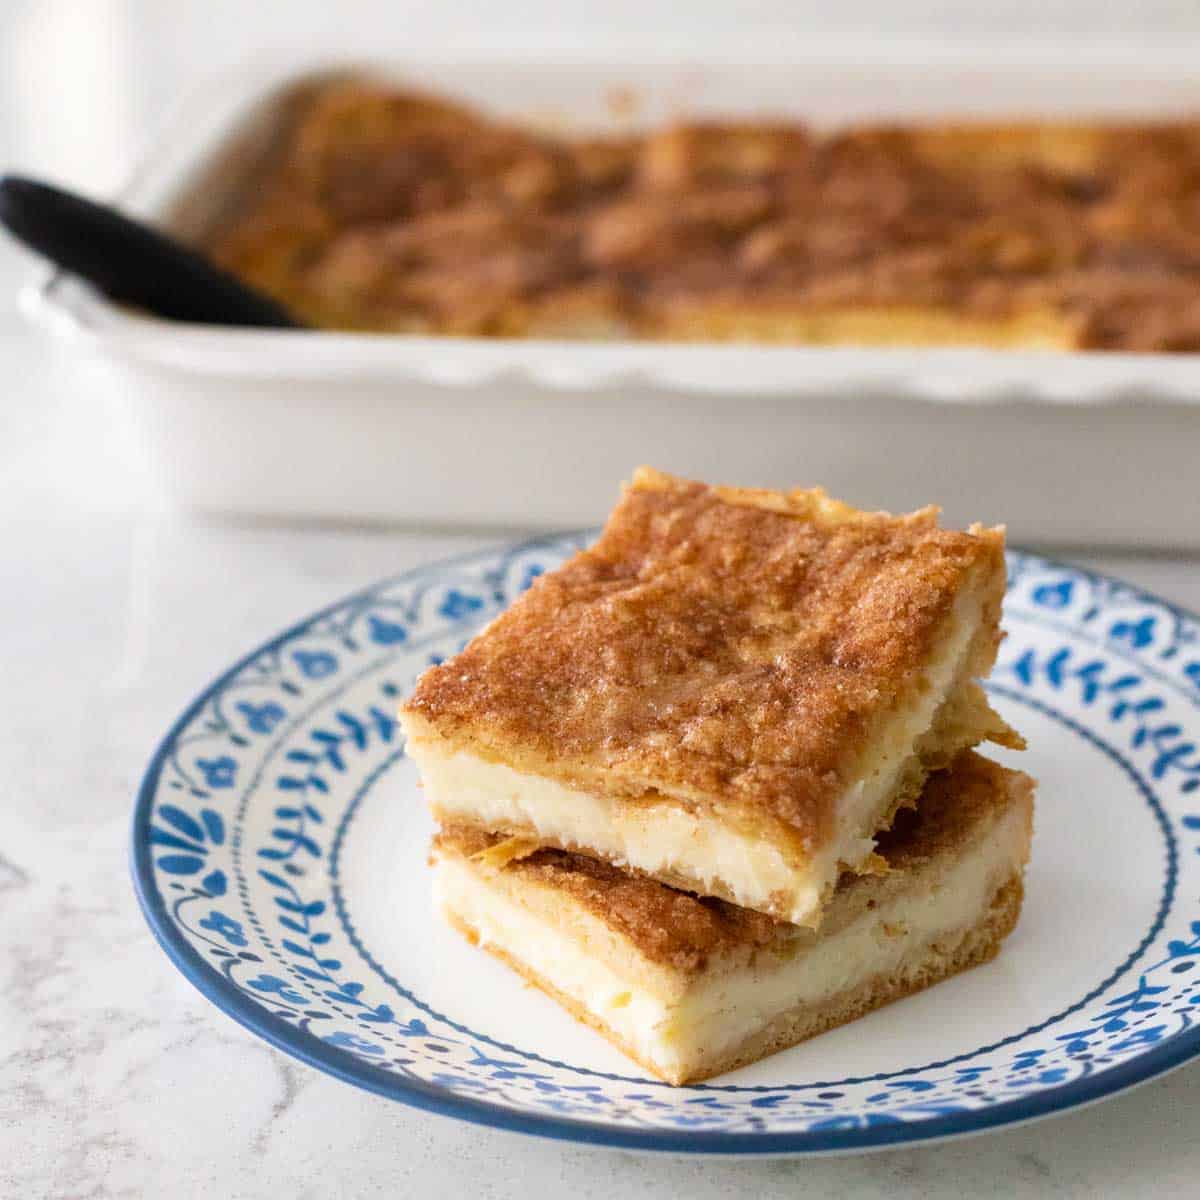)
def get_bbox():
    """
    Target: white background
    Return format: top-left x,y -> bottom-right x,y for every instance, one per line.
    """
2,3 -> 1199,1197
